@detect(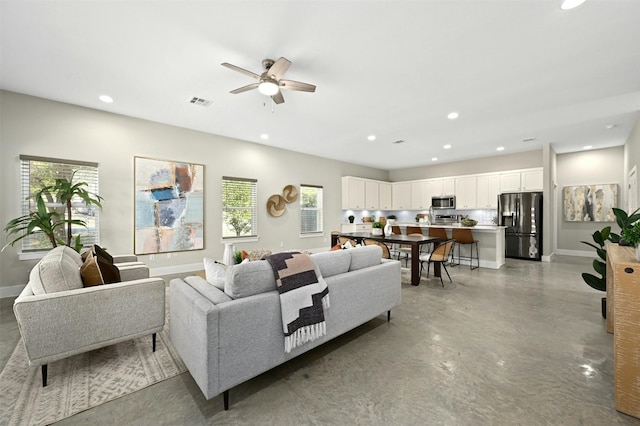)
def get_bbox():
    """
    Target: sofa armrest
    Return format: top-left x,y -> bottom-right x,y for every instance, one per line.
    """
113,254 -> 139,263
14,277 -> 166,366
117,263 -> 150,281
